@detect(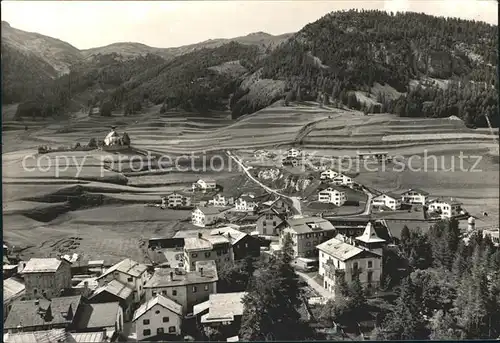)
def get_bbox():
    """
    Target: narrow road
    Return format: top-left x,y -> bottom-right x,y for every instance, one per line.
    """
296,271 -> 333,299
227,150 -> 302,215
